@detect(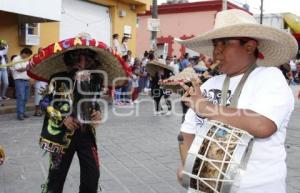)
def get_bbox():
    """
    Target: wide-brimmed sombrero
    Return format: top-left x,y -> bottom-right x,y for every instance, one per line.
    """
175,9 -> 298,67
161,67 -> 198,92
28,36 -> 131,87
146,60 -> 174,77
